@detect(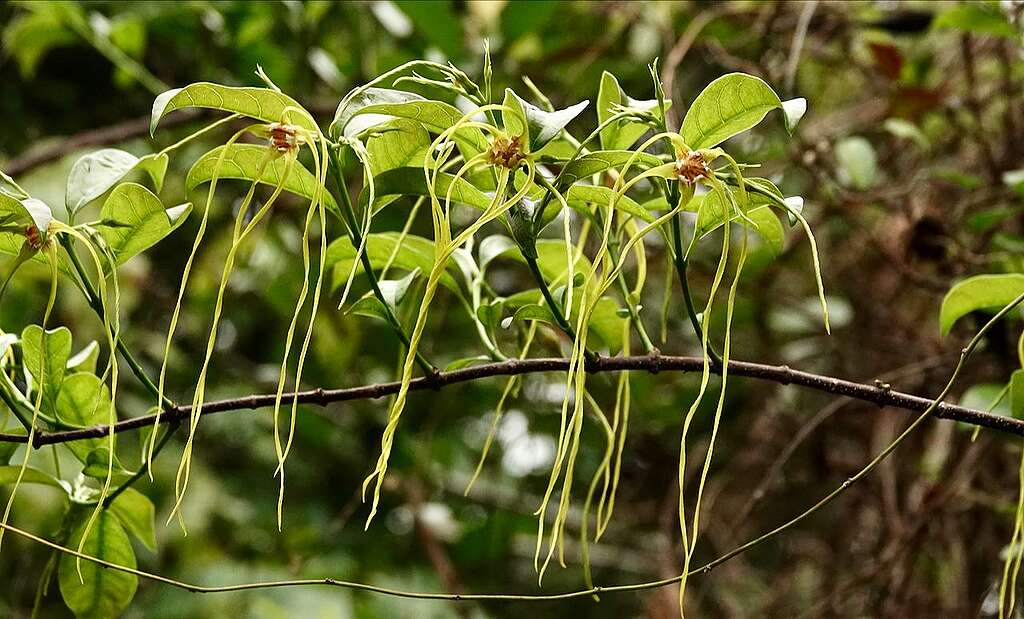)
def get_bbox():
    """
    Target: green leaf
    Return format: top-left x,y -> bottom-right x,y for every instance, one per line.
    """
692,188 -> 785,256
364,166 -> 491,212
59,511 -> 138,619
835,136 -> 877,190
151,82 -> 317,135
0,193 -> 53,232
67,341 -> 99,374
564,185 -> 655,224
325,232 -> 459,294
21,325 -> 71,411
331,88 -> 425,135
959,383 -> 1012,419
495,239 -> 594,288
0,465 -> 67,491
1012,370 -> 1024,419
108,487 -> 156,552
939,274 -> 1024,336
346,268 -> 421,320
932,3 -> 1017,38
682,73 -> 805,150
367,119 -> 430,175
501,296 -> 626,352
81,447 -> 134,485
55,373 -> 115,464
502,89 -> 589,152
597,71 -> 664,150
445,355 -> 492,371
66,150 -> 168,215
96,183 -> 191,265
479,235 -> 516,271
330,89 -> 489,155
185,144 -> 338,216
557,150 -> 663,186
